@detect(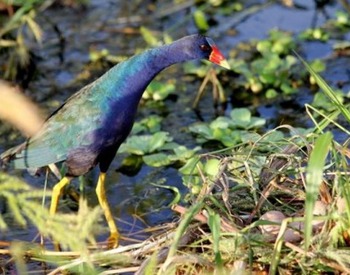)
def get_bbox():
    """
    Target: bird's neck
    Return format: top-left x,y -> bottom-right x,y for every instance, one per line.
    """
95,40 -> 195,122
106,41 -> 192,99
132,43 -> 190,80
144,42 -> 192,73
